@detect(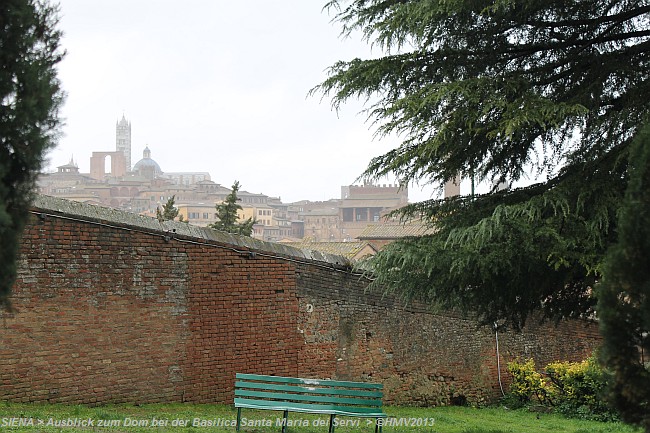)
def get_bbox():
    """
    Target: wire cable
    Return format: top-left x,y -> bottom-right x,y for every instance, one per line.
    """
494,323 -> 506,397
